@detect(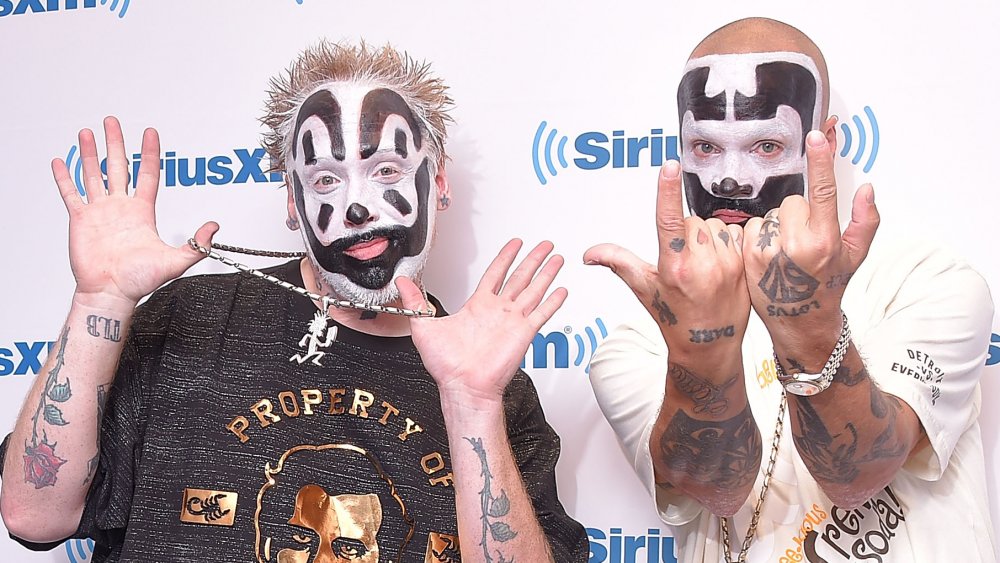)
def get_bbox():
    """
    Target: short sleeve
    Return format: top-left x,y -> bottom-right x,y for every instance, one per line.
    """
847,240 -> 994,481
588,315 -> 703,525
504,371 -> 590,562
